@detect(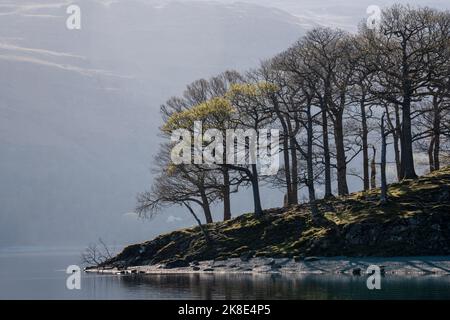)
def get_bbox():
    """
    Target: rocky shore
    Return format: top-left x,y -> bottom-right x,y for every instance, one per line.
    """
86,256 -> 450,276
